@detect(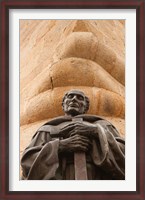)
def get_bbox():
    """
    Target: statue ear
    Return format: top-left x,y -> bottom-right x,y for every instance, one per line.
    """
62,102 -> 64,110
84,96 -> 90,112
62,95 -> 66,109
